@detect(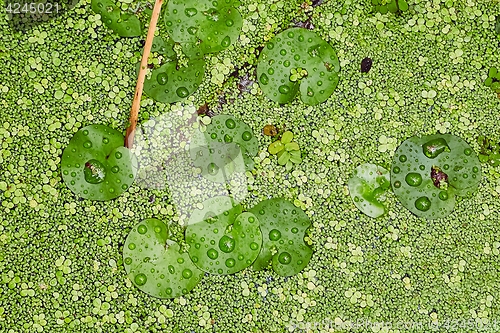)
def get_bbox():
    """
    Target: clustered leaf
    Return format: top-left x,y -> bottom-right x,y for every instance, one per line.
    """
268,131 -> 302,170
91,0 -> 142,37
